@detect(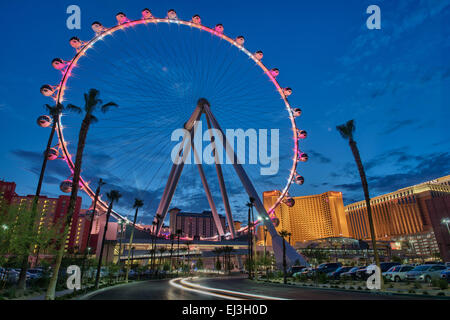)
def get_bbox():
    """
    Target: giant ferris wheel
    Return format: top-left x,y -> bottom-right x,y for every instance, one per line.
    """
38,9 -> 309,265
